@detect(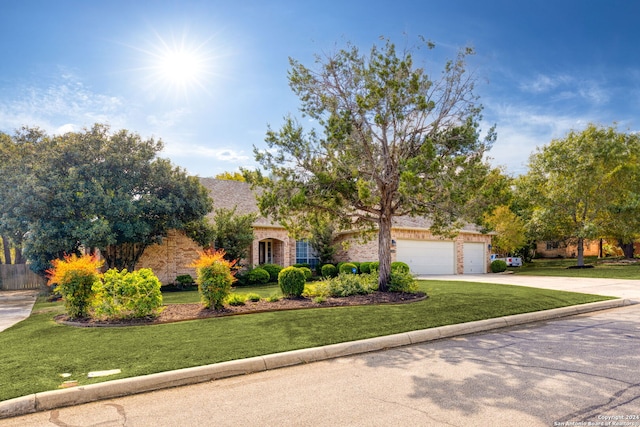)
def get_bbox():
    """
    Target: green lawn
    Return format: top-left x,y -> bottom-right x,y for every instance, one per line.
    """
0,280 -> 614,401
511,257 -> 640,279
